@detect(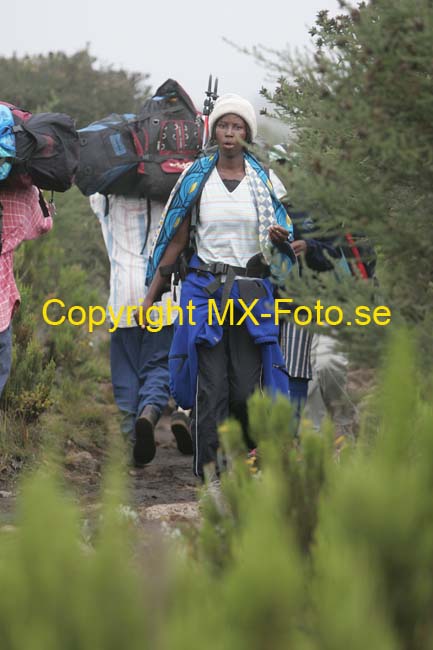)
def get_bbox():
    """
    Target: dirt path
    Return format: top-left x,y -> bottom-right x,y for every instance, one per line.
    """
0,366 -> 373,531
0,414 -> 200,531
126,415 -> 200,526
128,415 -> 197,504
